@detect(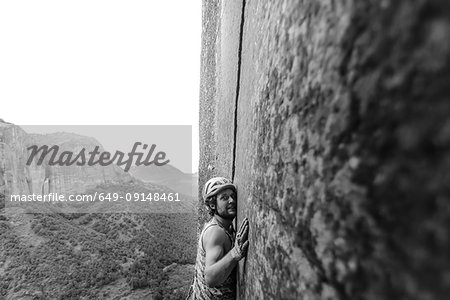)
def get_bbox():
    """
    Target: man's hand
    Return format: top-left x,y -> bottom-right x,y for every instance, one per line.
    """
230,218 -> 249,261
